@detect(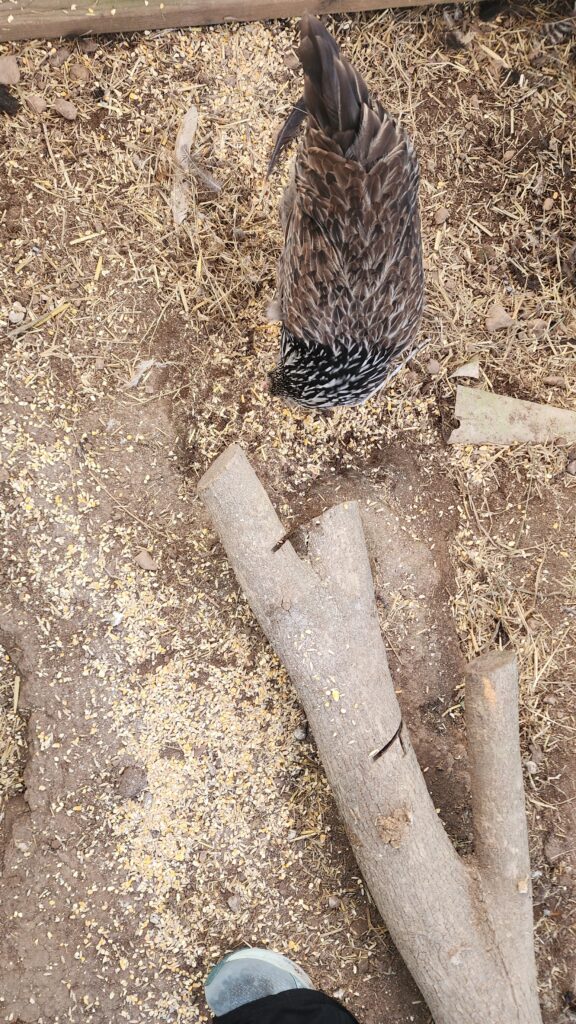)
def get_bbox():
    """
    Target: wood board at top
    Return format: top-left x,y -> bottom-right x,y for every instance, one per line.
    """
0,0 -> 439,43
